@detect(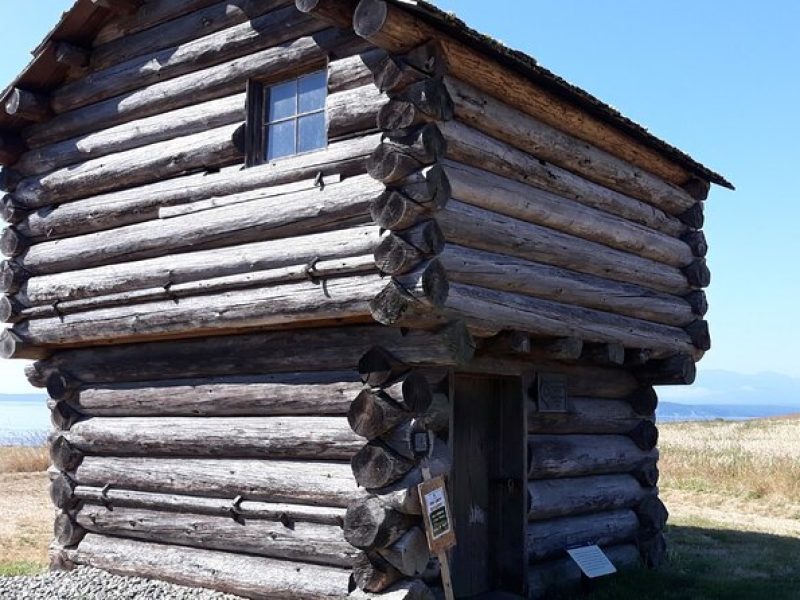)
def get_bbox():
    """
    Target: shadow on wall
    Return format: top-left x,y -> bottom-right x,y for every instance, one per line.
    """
582,525 -> 800,600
